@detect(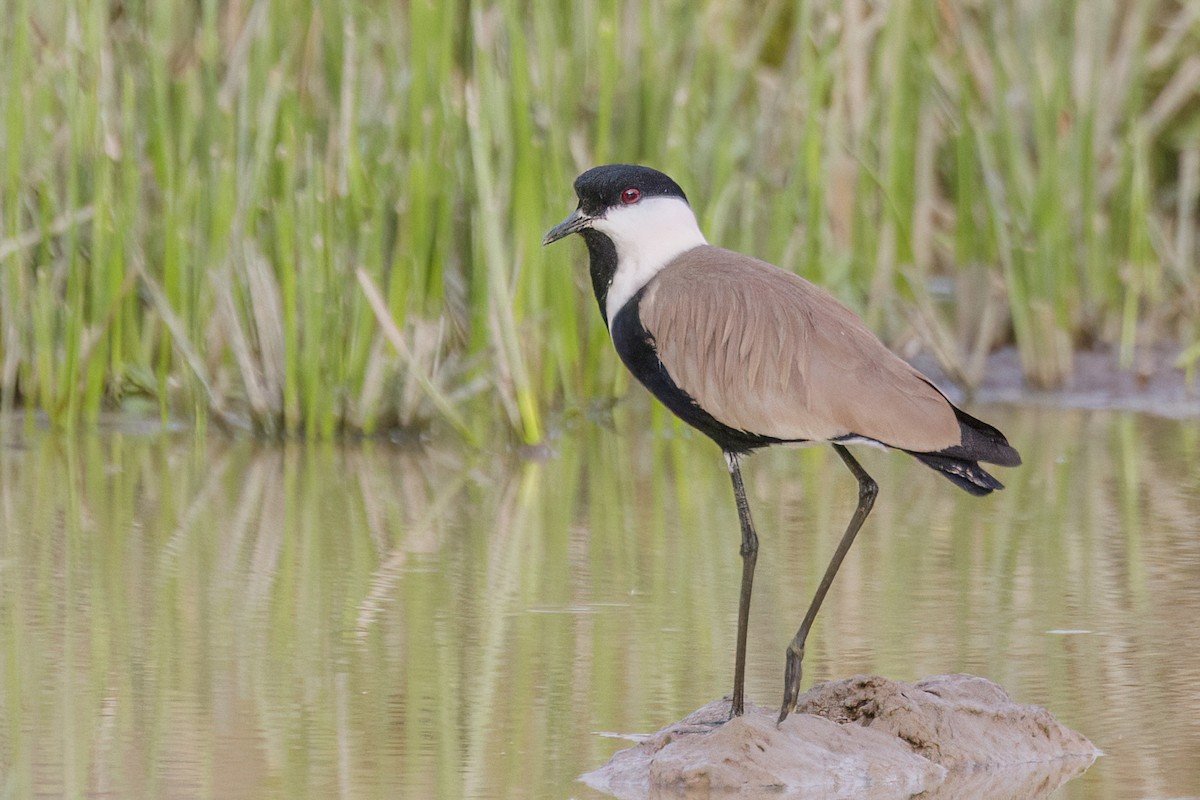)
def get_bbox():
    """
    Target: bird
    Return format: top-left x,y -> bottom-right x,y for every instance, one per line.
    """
543,164 -> 1021,724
